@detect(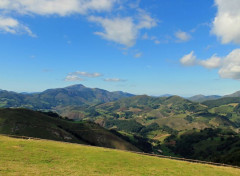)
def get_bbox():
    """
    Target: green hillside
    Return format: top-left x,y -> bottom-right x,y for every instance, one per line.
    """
0,108 -> 139,152
64,95 -> 233,132
202,97 -> 240,108
0,135 -> 239,176
163,128 -> 240,166
57,95 -> 240,165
